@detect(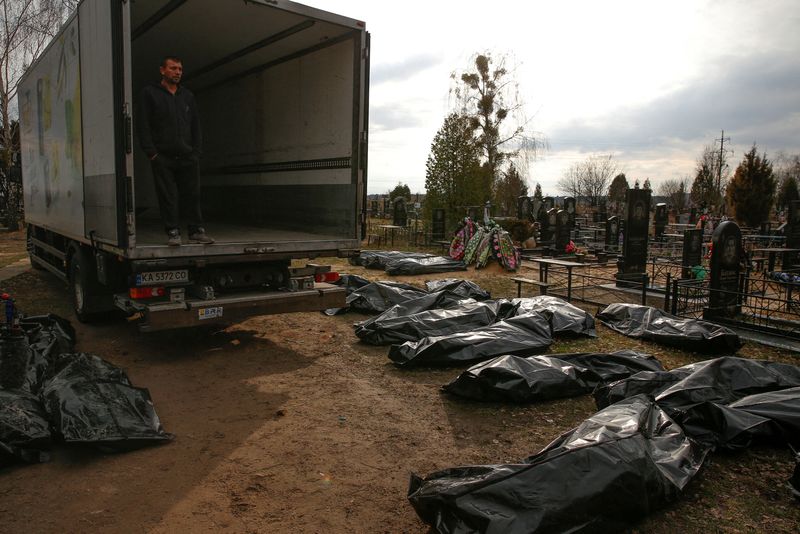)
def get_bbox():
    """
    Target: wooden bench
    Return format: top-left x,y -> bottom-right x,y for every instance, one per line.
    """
509,277 -> 550,297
